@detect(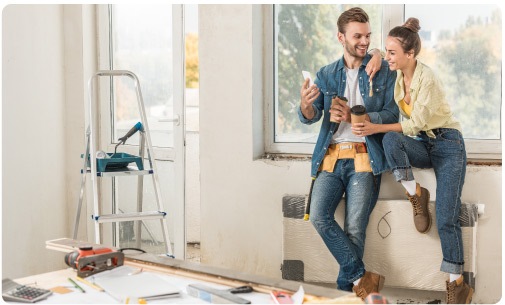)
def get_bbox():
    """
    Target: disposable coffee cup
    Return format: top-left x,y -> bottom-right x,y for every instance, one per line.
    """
350,105 -> 367,125
330,96 -> 348,123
